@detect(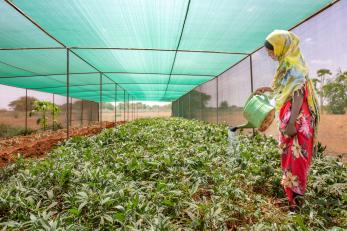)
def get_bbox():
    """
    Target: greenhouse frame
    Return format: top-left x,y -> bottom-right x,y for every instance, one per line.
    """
0,0 -> 346,153
0,0 -> 347,229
